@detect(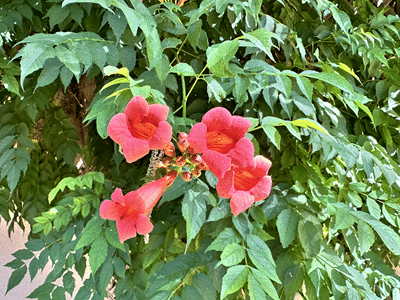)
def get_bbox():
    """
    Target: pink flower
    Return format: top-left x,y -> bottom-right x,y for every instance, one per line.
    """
187,107 -> 254,178
107,95 -> 172,163
100,176 -> 171,242
216,155 -> 272,216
